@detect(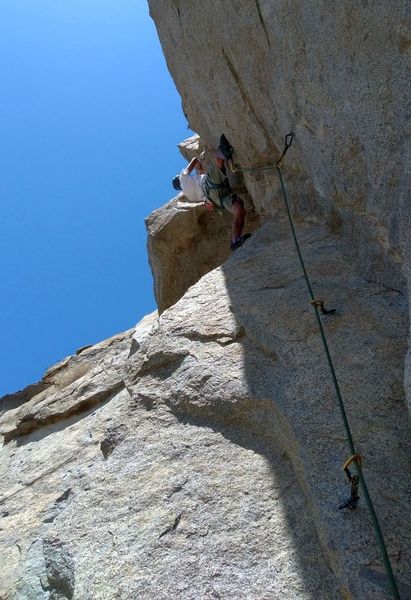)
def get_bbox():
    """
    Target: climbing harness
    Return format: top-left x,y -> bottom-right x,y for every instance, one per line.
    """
203,153 -> 232,210
202,176 -> 231,210
276,132 -> 401,599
